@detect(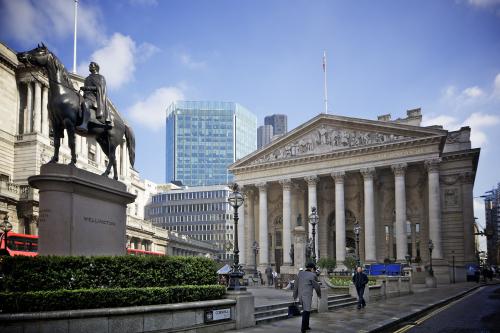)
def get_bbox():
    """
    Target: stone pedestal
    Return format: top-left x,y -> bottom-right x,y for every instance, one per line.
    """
312,284 -> 329,312
28,164 -> 136,256
226,291 -> 255,329
293,226 -> 306,270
